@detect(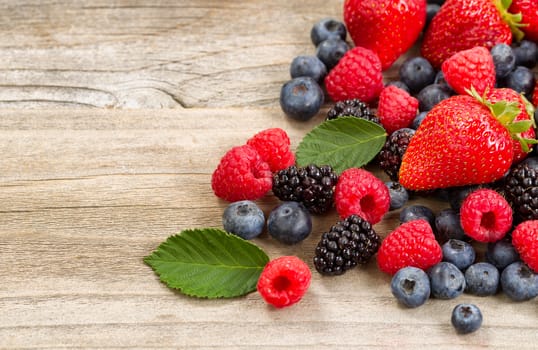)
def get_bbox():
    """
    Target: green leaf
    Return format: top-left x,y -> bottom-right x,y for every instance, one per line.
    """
295,117 -> 387,174
144,228 -> 270,298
